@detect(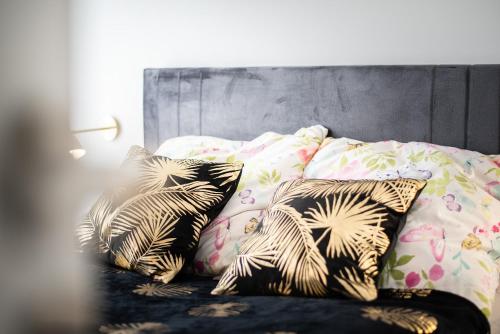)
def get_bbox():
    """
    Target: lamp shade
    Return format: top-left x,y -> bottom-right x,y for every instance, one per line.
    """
69,135 -> 86,160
